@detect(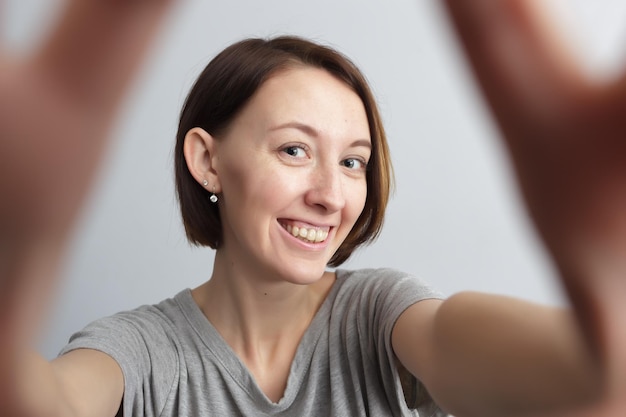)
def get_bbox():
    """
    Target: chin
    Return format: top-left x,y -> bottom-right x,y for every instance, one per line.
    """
276,261 -> 329,286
